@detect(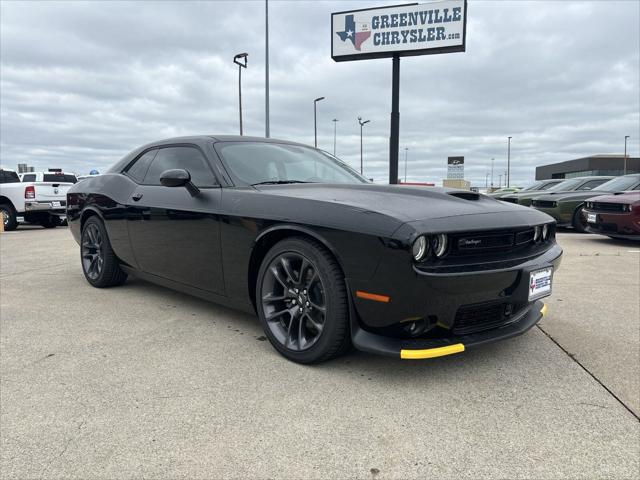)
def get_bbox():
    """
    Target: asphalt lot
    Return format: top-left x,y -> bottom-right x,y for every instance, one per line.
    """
1,227 -> 639,479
